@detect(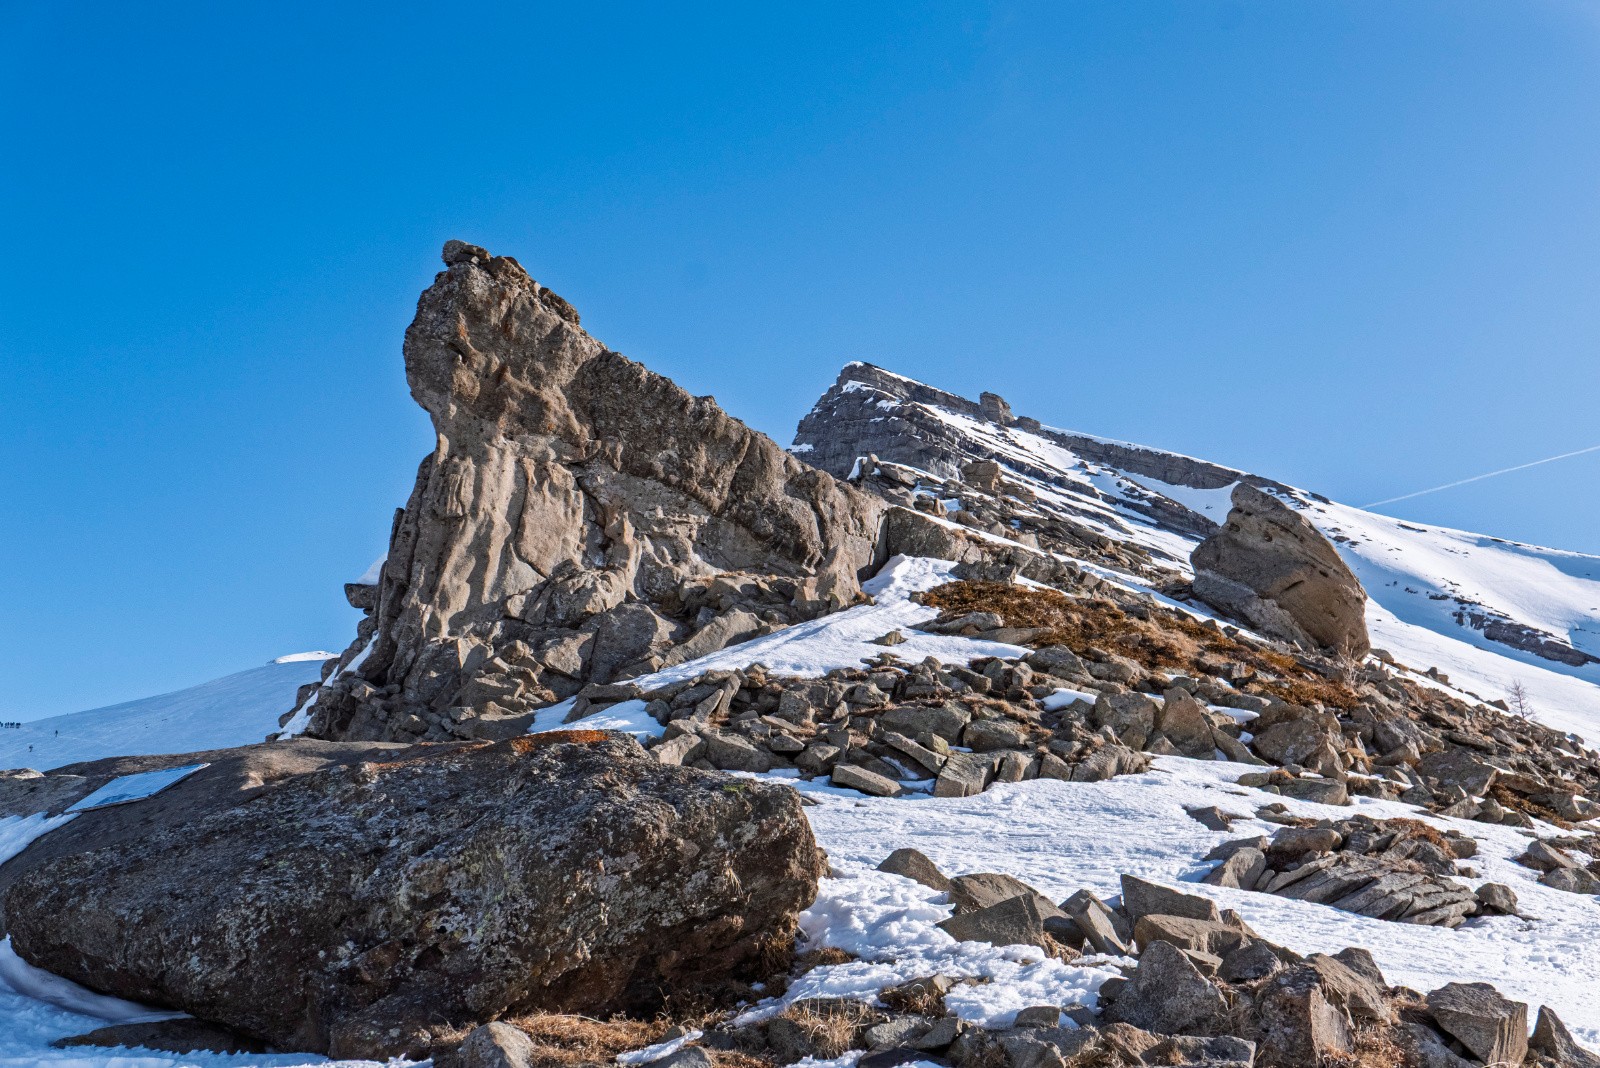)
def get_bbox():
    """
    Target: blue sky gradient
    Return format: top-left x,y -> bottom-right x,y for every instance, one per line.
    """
4,1 -> 1600,718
